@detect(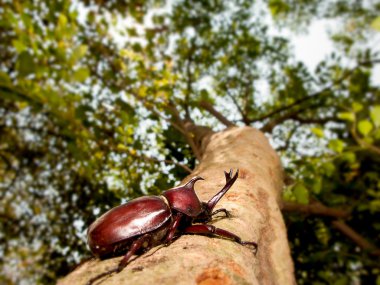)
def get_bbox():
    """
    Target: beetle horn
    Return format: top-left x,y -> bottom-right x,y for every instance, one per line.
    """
224,169 -> 234,183
185,176 -> 204,189
206,169 -> 239,211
